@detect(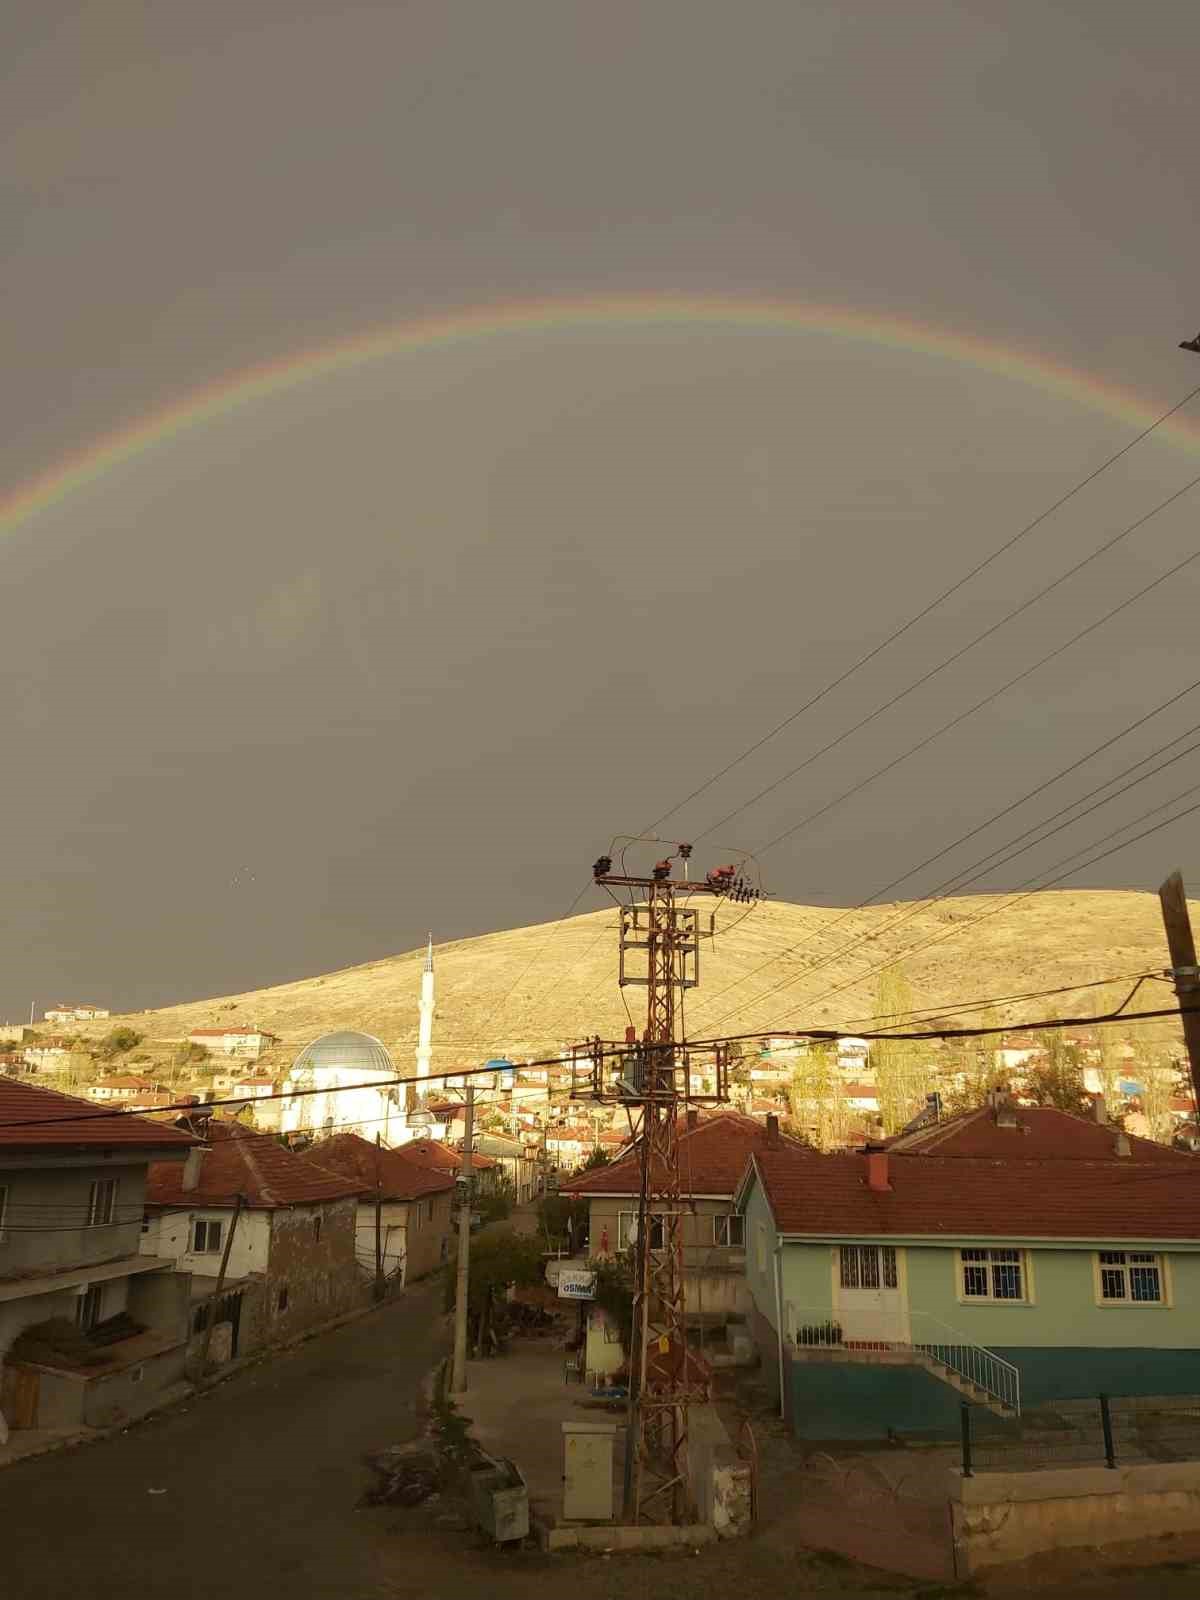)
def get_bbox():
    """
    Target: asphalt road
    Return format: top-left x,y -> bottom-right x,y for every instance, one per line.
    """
3,1276 -> 1199,1600
1,1282 -> 449,1600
